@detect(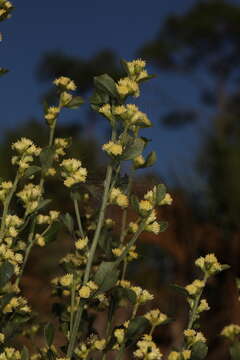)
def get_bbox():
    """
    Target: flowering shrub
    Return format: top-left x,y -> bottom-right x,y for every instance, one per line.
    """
0,2 -> 239,360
